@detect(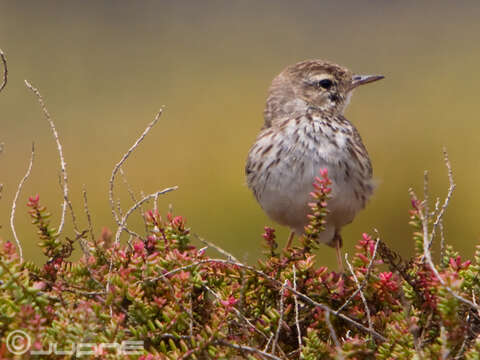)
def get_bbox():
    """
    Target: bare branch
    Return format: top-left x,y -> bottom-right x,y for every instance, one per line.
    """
423,170 -> 429,235
153,191 -> 159,214
24,80 -> 70,236
109,108 -> 163,226
439,220 -> 446,261
119,167 -> 137,204
216,340 -> 283,360
325,311 -> 344,359
82,186 -> 95,242
116,199 -> 123,219
195,233 -> 239,262
272,280 -> 287,355
430,148 -> 455,248
440,326 -> 450,360
336,238 -> 379,315
119,167 -> 148,233
58,174 -> 79,234
106,186 -> 177,298
293,265 -> 302,348
114,186 -> 178,245
416,165 -> 480,311
0,48 -> 7,93
263,335 -> 274,354
10,143 -> 35,262
345,253 -> 372,330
